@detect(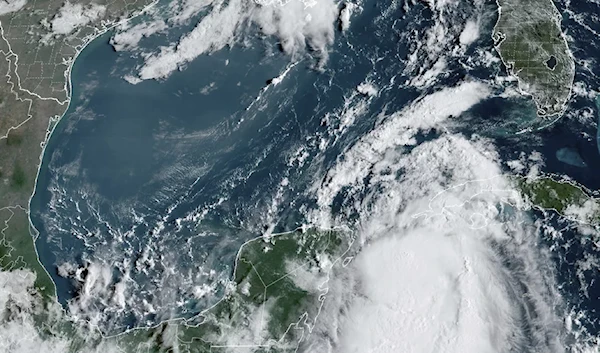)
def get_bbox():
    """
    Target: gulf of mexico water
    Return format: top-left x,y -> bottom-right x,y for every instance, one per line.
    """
30,33 -> 314,331
27,0 -> 600,343
30,1 -> 415,333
